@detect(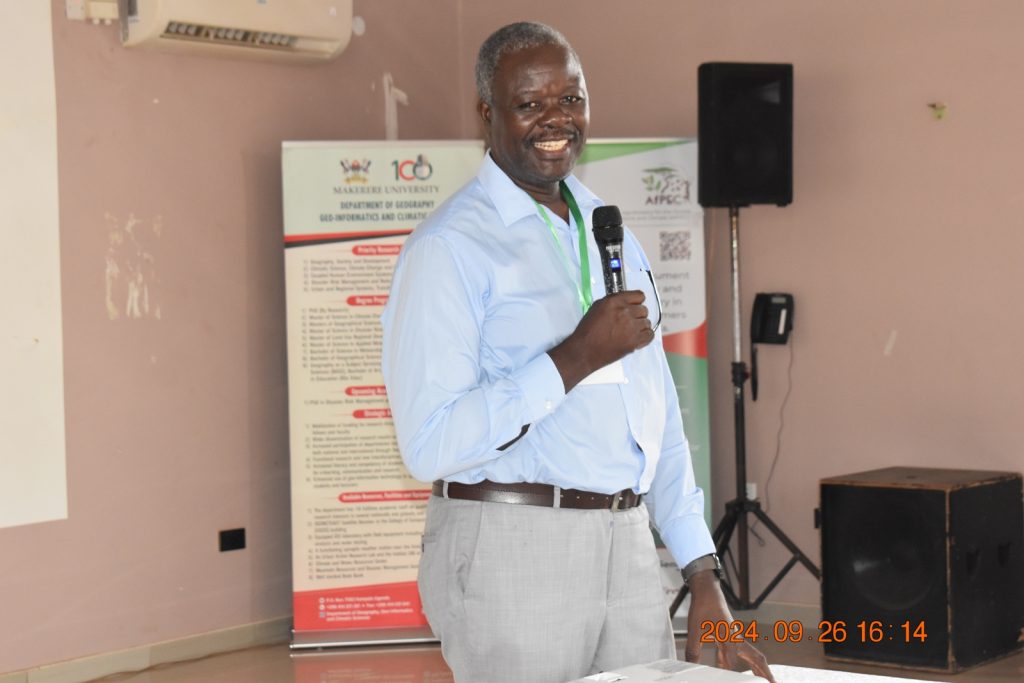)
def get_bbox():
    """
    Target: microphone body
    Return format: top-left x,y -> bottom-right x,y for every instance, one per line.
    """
592,206 -> 626,294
